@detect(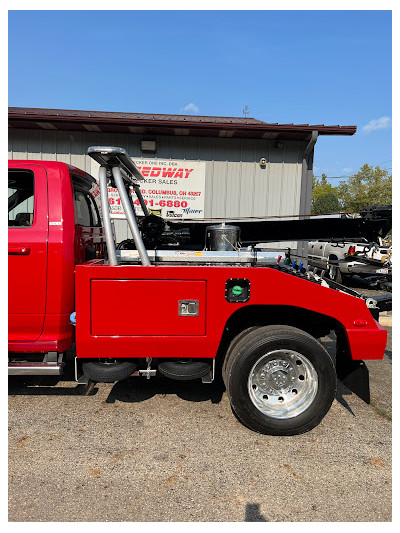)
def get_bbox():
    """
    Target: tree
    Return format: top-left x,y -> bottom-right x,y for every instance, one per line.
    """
336,164 -> 392,212
311,173 -> 341,215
